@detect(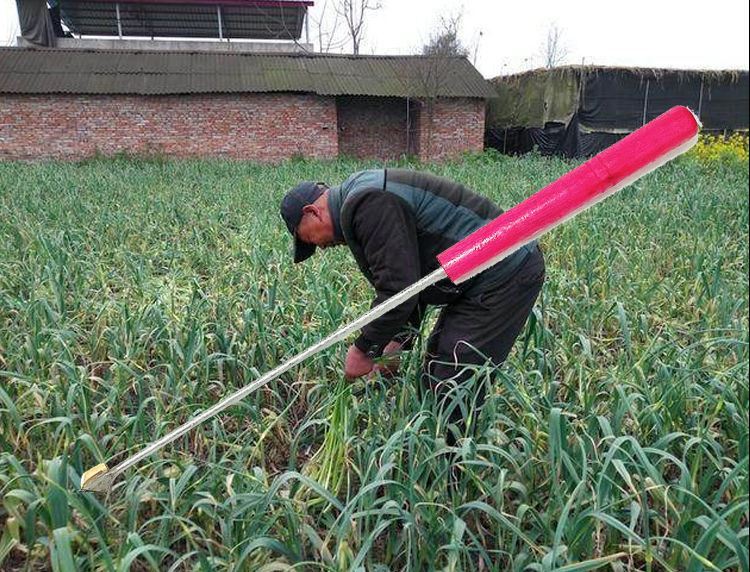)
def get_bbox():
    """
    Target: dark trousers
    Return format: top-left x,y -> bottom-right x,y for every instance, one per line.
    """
421,245 -> 545,444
